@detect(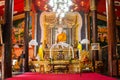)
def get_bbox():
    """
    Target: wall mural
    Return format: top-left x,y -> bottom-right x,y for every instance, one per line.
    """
13,19 -> 32,45
12,19 -> 33,58
12,20 -> 24,44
